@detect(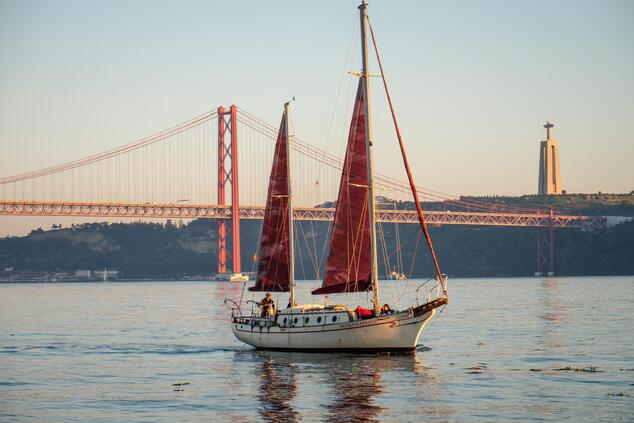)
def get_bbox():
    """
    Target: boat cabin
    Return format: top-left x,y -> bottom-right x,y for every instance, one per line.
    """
275,304 -> 353,328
